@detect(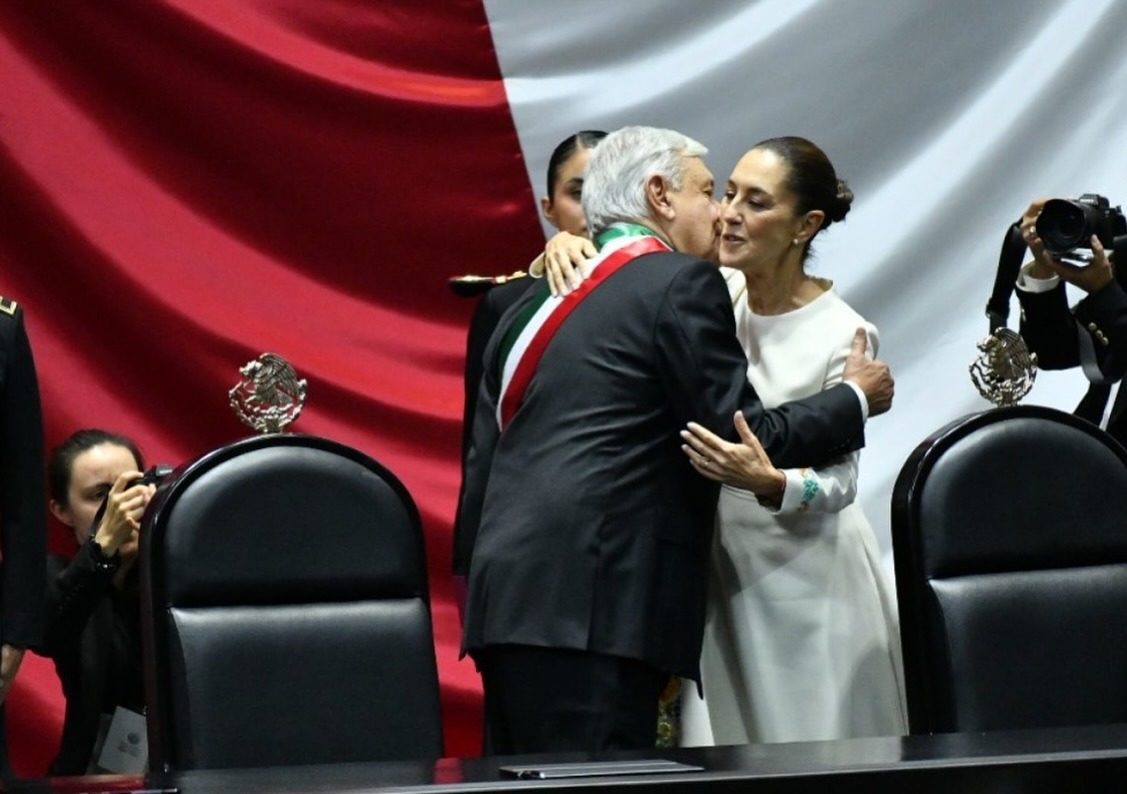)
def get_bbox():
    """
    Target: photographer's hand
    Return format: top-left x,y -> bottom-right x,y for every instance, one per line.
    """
1053,235 -> 1115,294
1022,200 -> 1114,294
92,471 -> 156,559
1021,198 -> 1056,279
